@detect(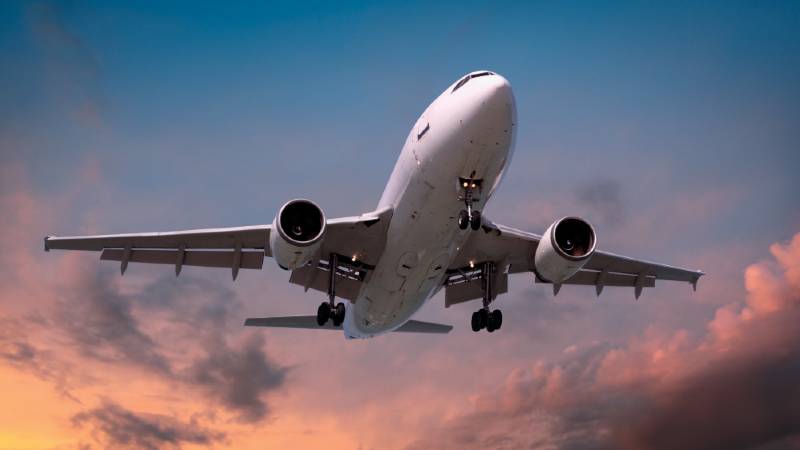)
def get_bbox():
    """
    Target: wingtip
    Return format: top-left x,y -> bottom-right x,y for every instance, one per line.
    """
691,271 -> 704,291
43,236 -> 51,252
